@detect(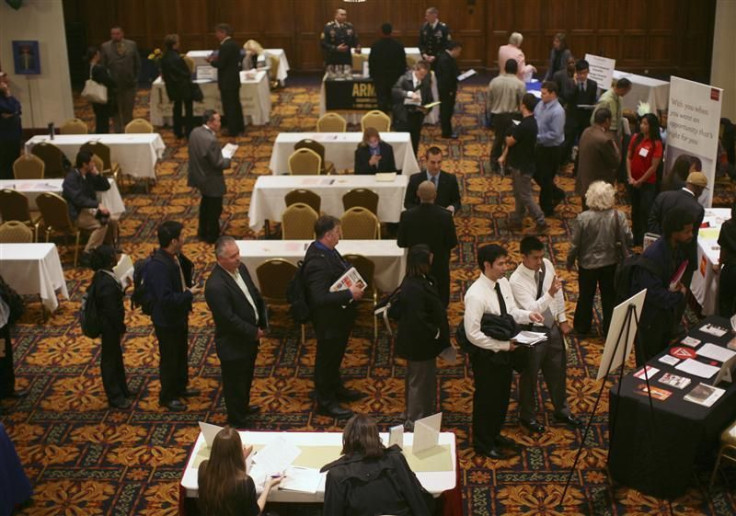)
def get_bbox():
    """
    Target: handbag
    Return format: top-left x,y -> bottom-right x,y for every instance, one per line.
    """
613,210 -> 630,262
81,66 -> 108,104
